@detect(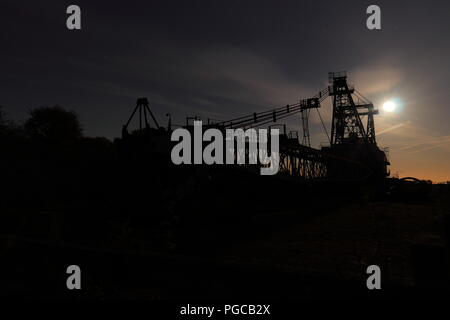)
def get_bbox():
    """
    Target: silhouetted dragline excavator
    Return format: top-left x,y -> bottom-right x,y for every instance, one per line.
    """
121,72 -> 389,181
122,97 -> 161,138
